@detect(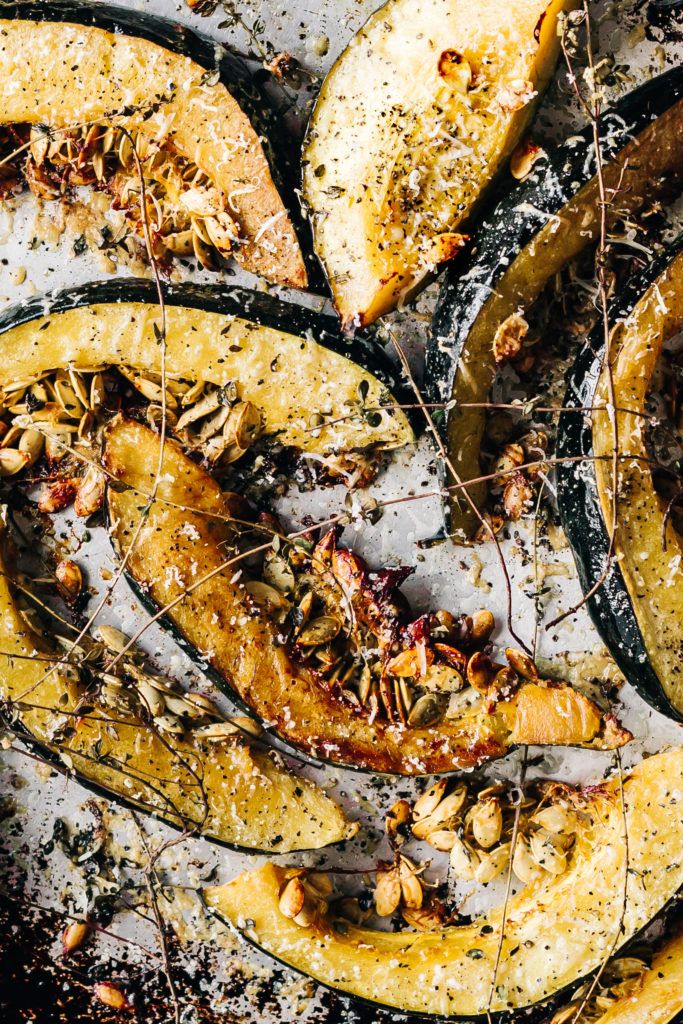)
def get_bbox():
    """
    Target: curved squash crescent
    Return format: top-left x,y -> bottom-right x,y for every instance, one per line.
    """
0,3 -> 306,287
205,748 -> 683,1018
